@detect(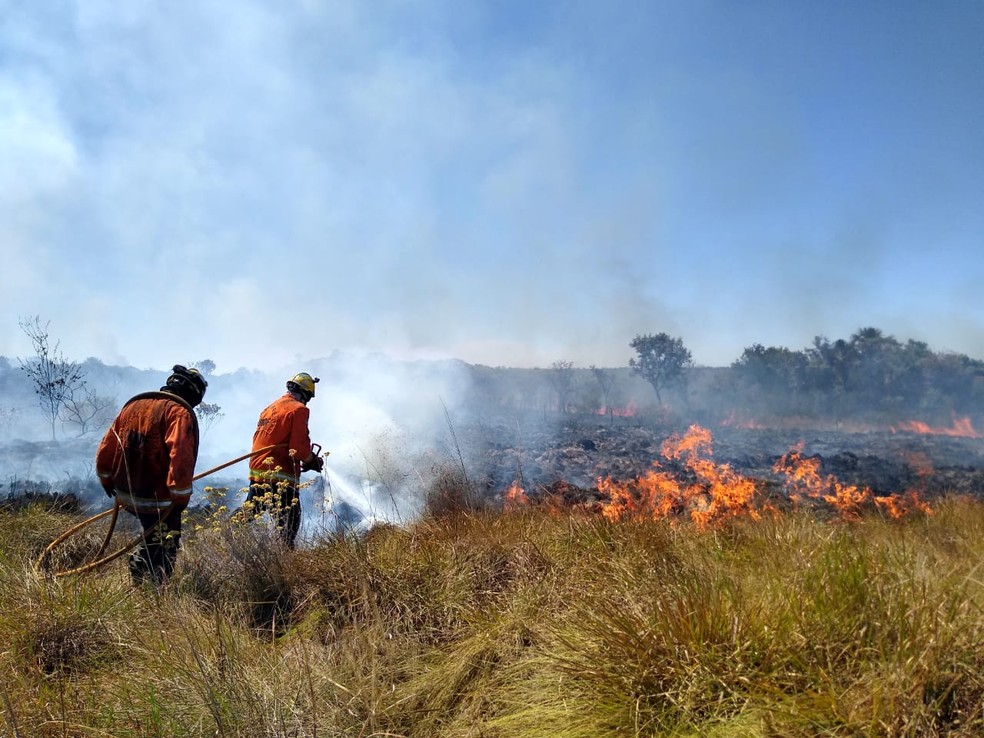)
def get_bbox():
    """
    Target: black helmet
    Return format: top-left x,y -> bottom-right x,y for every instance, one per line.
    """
162,364 -> 208,407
